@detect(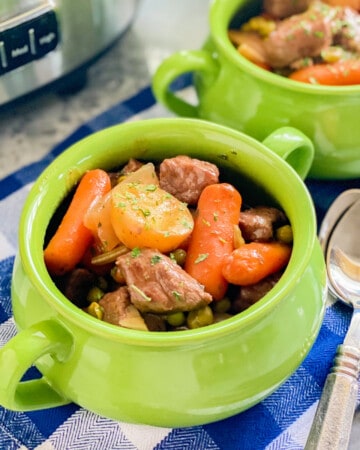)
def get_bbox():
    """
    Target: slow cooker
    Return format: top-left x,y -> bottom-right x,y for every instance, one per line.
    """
0,0 -> 139,105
